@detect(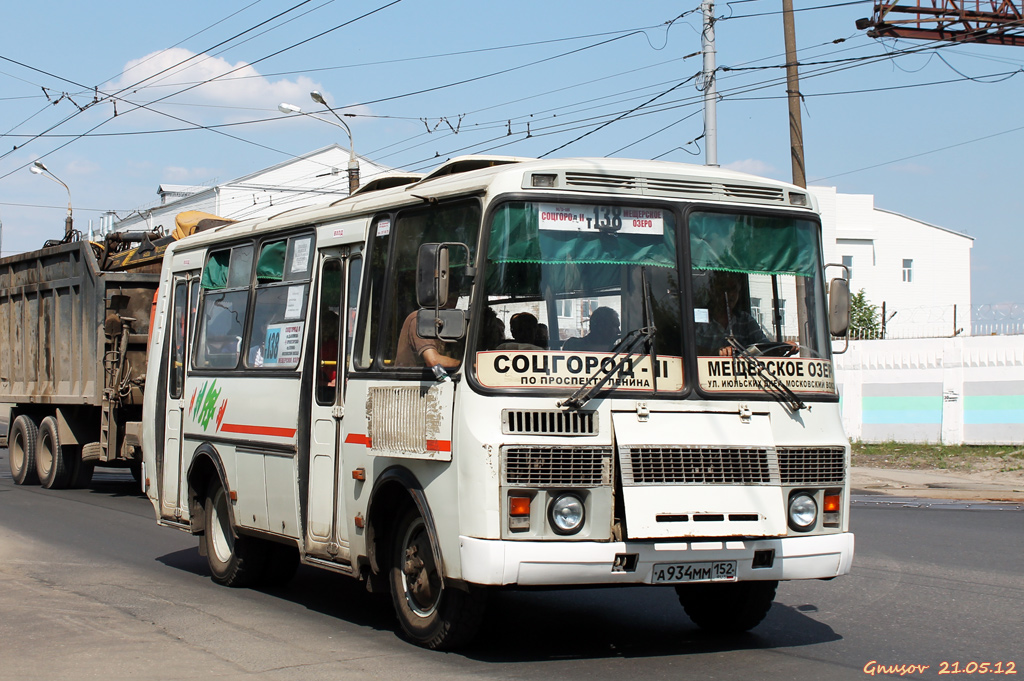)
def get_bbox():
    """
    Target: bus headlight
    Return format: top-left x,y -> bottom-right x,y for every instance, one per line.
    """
788,493 -> 817,531
549,494 -> 585,535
